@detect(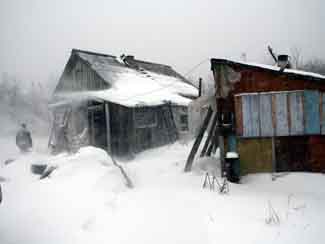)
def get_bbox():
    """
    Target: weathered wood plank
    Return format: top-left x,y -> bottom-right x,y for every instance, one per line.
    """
304,90 -> 320,134
321,93 -> 325,135
200,112 -> 218,157
275,93 -> 289,136
289,92 -> 304,135
184,107 -> 213,172
234,96 -> 243,136
242,95 -> 259,137
259,94 -> 273,136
